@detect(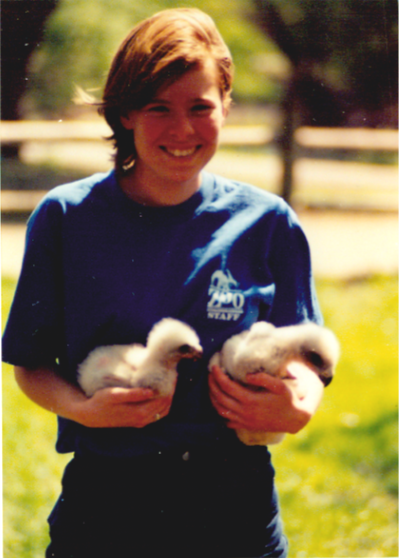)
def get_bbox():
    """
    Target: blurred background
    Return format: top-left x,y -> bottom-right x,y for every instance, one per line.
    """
1,1 -> 398,557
